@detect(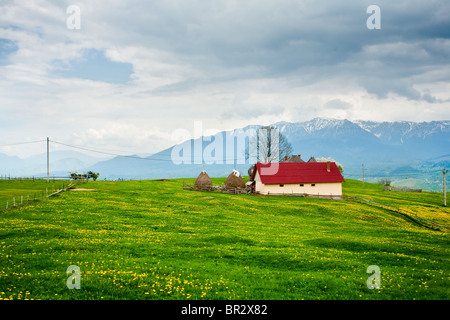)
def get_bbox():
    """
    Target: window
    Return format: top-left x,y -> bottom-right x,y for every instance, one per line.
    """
280,184 -> 284,187
300,184 -> 304,187
311,184 -> 316,187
